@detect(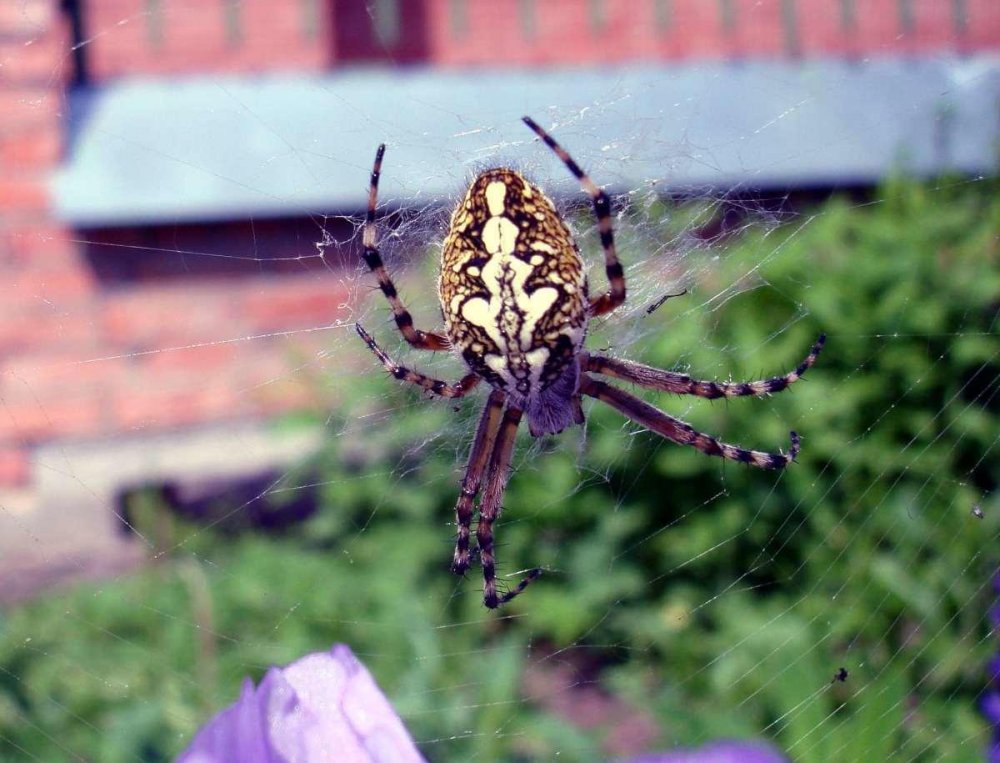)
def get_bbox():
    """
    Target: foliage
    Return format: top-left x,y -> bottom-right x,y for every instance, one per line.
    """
0,178 -> 997,761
